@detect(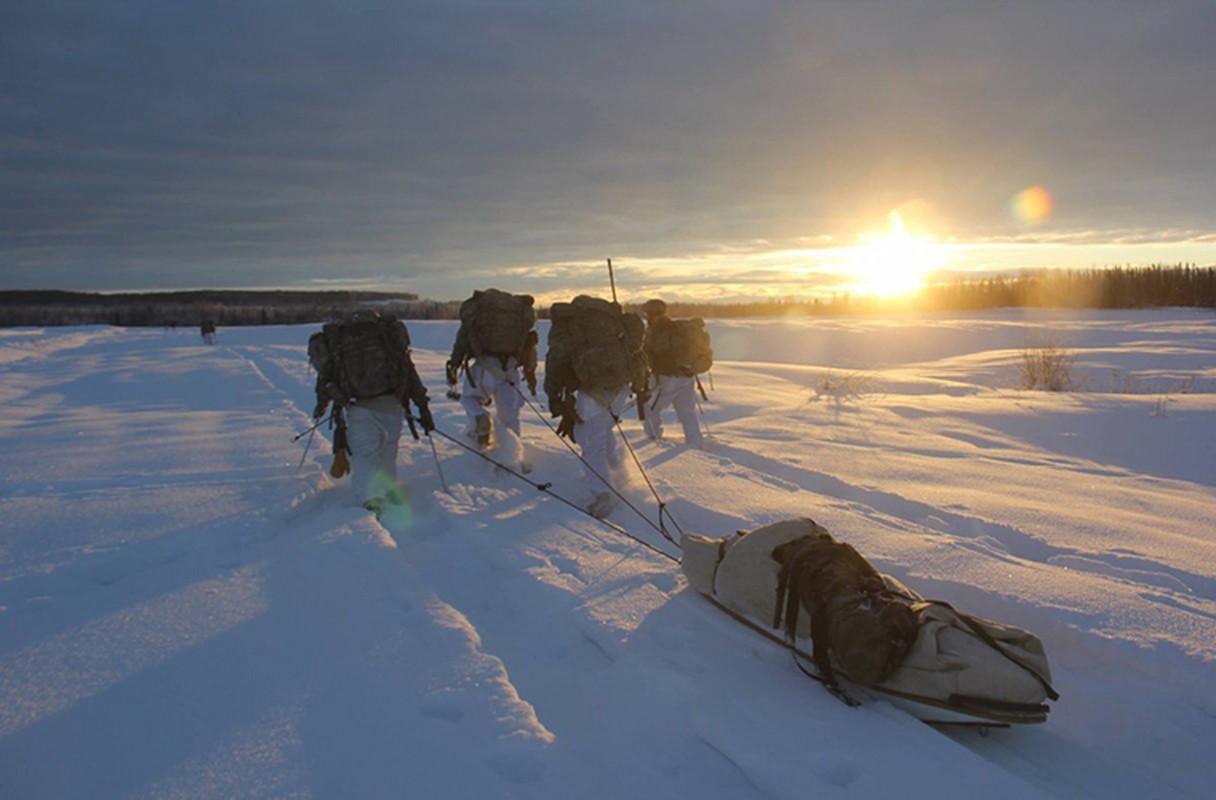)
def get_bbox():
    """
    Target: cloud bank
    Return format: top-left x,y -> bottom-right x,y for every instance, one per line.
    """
3,1 -> 1215,297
